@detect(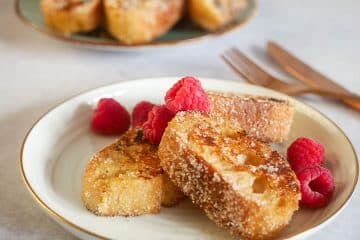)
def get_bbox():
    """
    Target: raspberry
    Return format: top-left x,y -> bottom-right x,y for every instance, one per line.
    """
132,101 -> 156,127
287,137 -> 325,172
143,105 -> 174,144
91,98 -> 130,135
297,166 -> 335,208
165,76 -> 210,114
